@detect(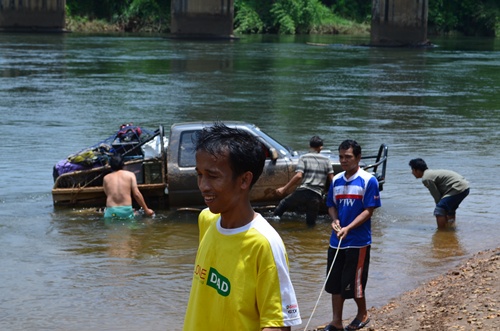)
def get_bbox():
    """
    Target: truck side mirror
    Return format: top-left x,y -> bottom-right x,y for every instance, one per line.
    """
269,147 -> 279,162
